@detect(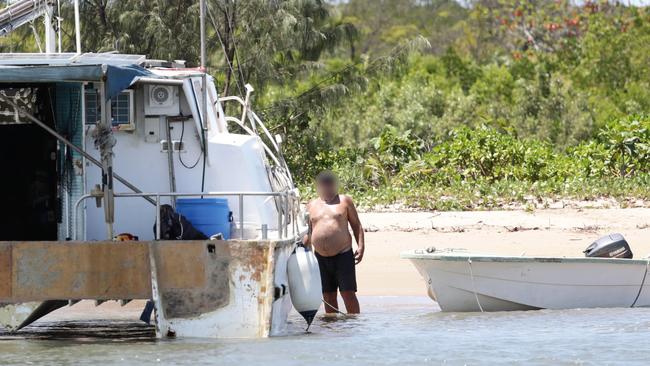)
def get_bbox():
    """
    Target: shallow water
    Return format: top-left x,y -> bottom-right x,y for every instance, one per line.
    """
2,296 -> 650,365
